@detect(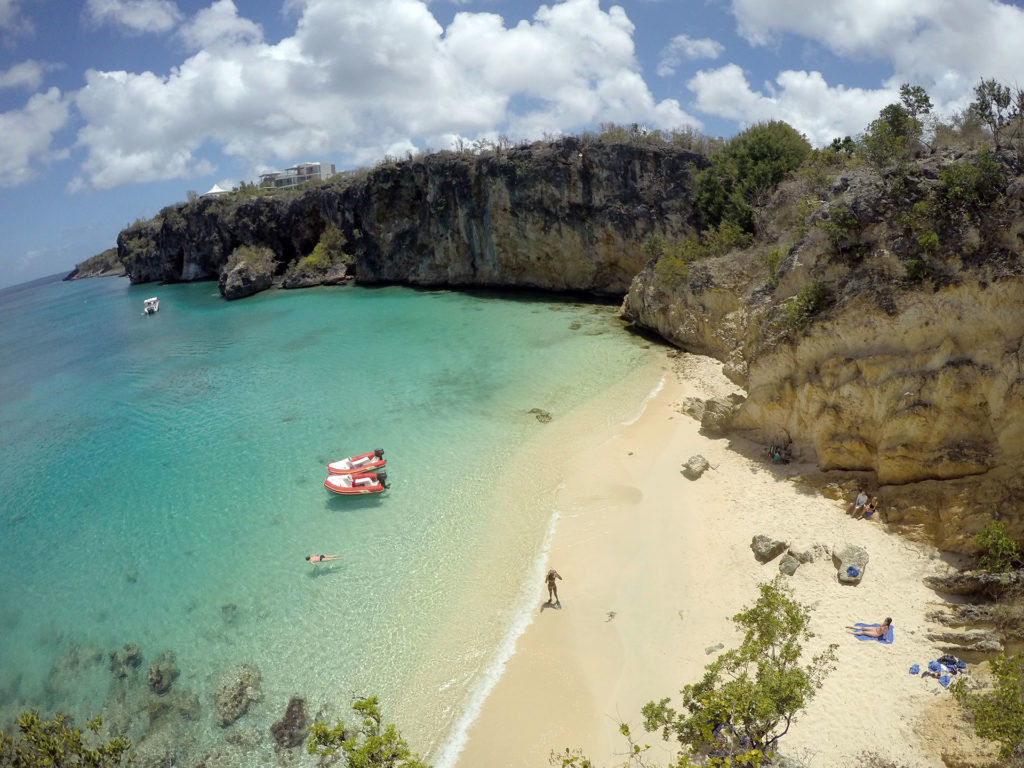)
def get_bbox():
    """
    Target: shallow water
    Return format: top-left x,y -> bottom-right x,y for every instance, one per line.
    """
0,275 -> 661,763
